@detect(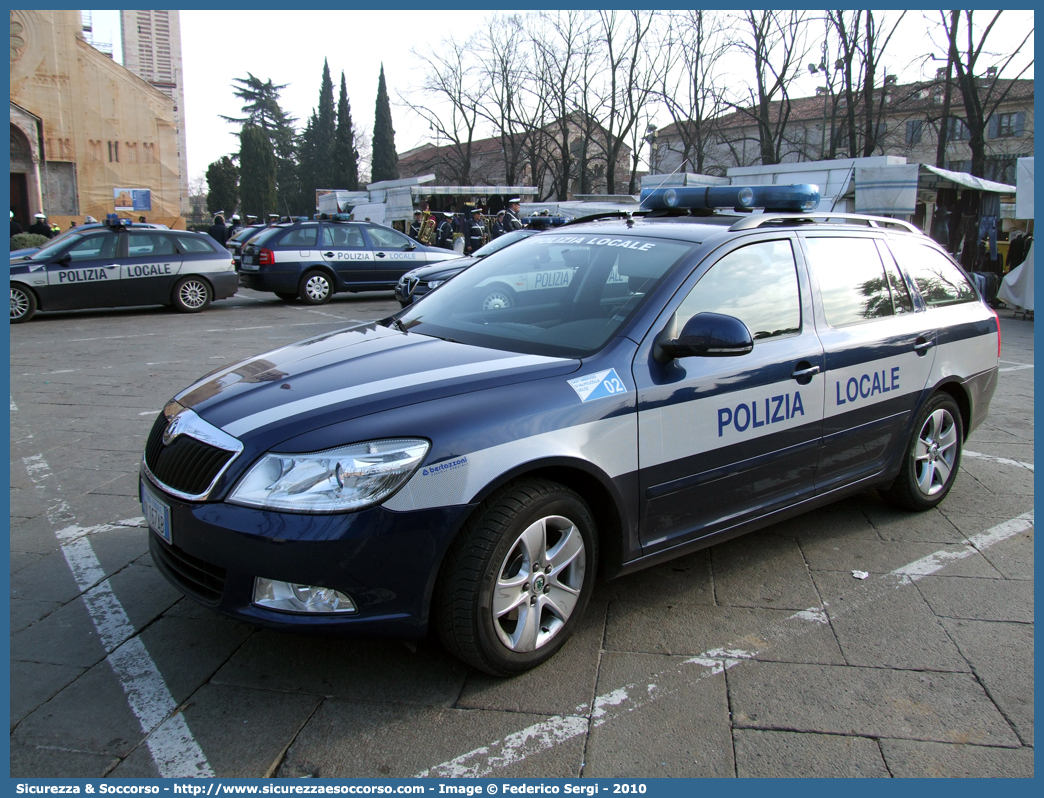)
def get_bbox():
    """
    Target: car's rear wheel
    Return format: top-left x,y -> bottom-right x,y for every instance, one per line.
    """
172,277 -> 212,313
883,392 -> 963,511
435,478 -> 597,676
481,284 -> 515,311
11,285 -> 37,323
275,292 -> 297,302
299,270 -> 333,304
